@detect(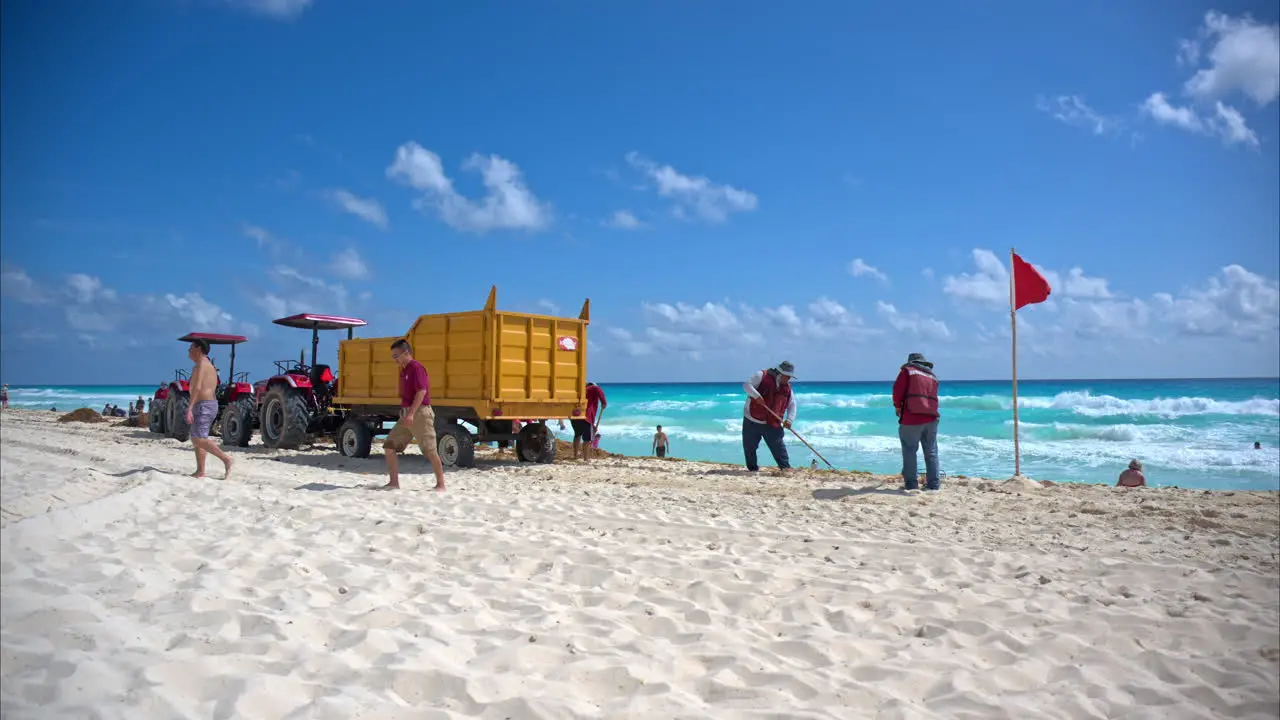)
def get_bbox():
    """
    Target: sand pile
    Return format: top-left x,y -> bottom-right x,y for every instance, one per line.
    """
554,438 -> 621,460
57,408 -> 104,424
